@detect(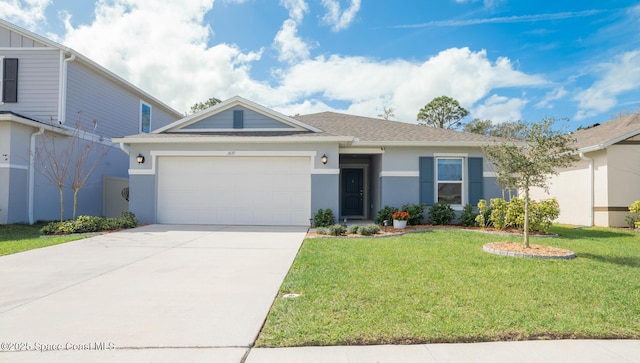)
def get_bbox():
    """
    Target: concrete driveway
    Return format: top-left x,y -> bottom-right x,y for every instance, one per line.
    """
0,224 -> 307,362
